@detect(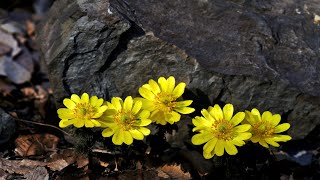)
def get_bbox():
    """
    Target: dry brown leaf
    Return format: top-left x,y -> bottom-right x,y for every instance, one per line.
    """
14,133 -> 59,156
24,166 -> 49,180
46,159 -> 69,171
26,20 -> 35,37
157,164 -> 191,180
